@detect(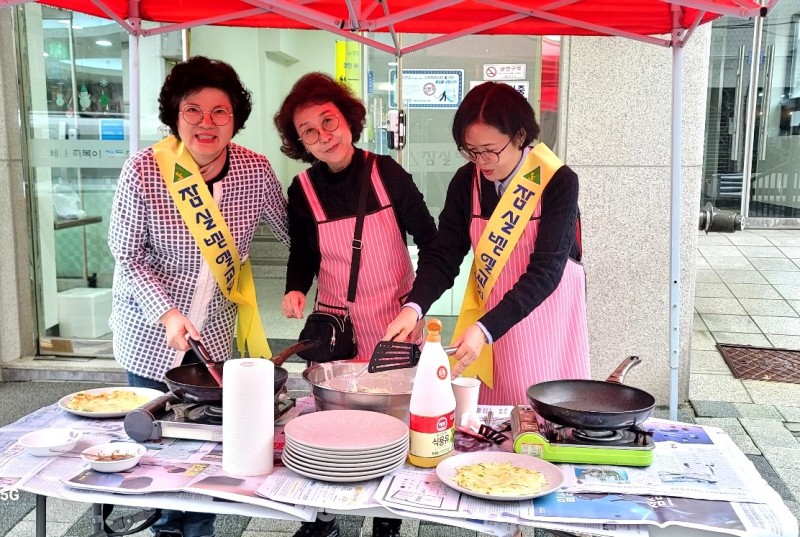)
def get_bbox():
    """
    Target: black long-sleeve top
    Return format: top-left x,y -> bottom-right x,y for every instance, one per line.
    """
407,160 -> 582,341
285,148 -> 437,295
